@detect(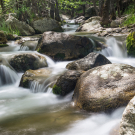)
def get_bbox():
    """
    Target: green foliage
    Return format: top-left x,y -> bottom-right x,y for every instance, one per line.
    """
58,0 -> 91,11
52,84 -> 61,95
123,4 -> 135,15
0,44 -> 8,47
122,14 -> 135,26
0,21 -> 20,35
126,32 -> 135,56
